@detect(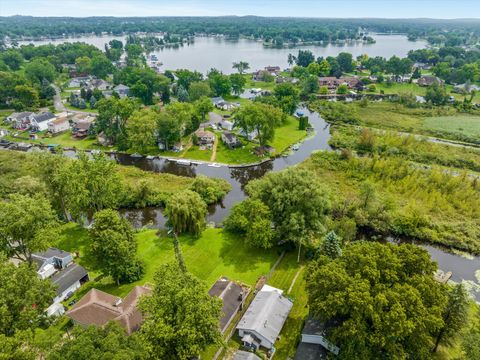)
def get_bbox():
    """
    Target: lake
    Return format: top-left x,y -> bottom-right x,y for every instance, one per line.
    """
17,34 -> 428,74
